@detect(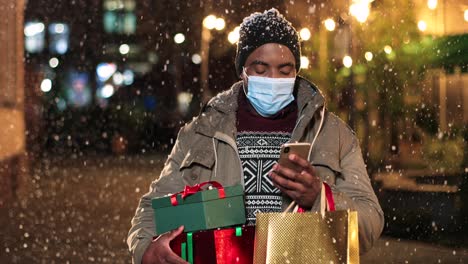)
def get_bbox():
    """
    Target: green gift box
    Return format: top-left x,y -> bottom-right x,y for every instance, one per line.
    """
152,182 -> 246,235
